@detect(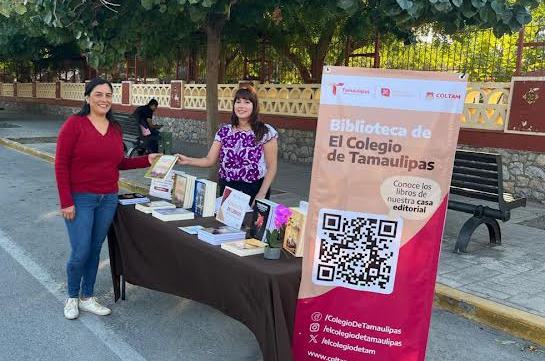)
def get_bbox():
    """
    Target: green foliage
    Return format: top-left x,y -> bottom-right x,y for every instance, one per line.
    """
266,229 -> 284,248
0,0 -> 541,83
